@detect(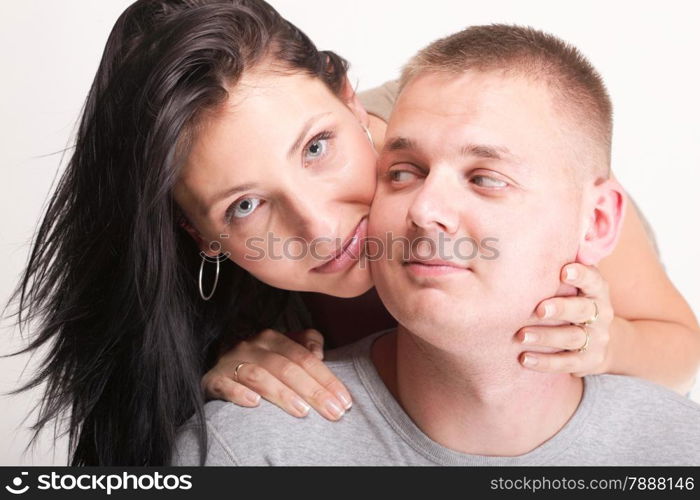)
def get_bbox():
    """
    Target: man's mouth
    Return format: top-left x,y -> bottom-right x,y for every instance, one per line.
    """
403,257 -> 471,277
